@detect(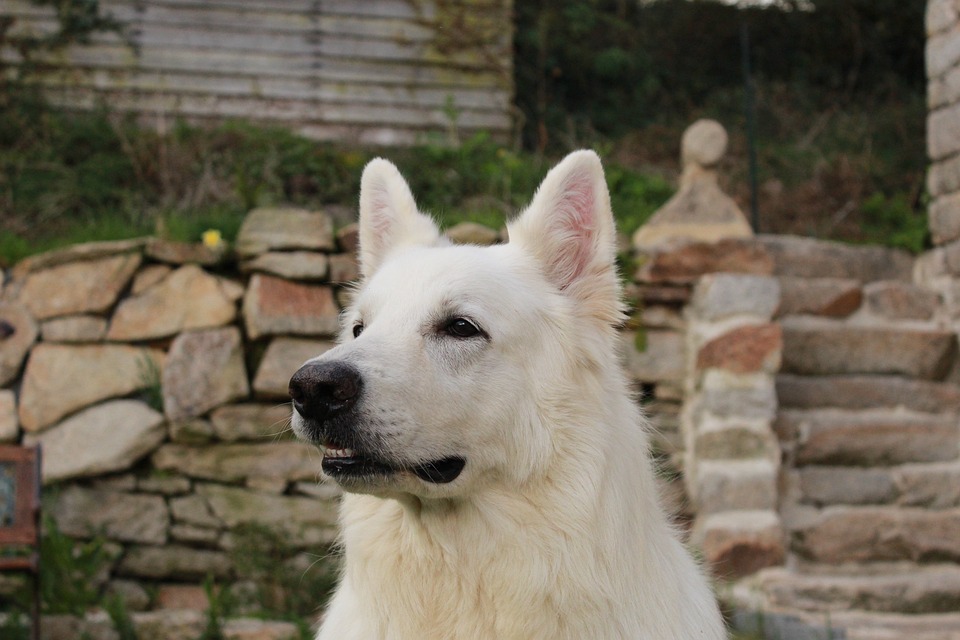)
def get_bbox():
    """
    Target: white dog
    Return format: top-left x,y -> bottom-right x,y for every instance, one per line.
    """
289,151 -> 725,639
